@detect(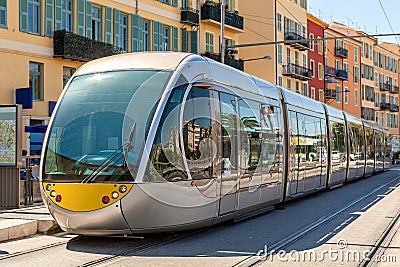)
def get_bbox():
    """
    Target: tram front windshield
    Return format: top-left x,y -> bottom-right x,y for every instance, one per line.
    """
42,70 -> 171,183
